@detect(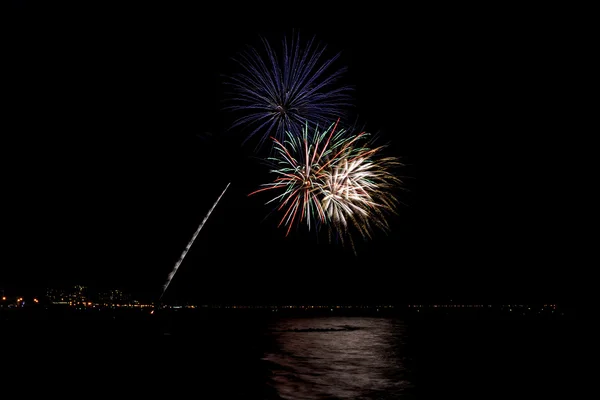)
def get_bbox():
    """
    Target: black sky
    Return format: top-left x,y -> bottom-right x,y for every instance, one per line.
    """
4,7 -> 574,305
